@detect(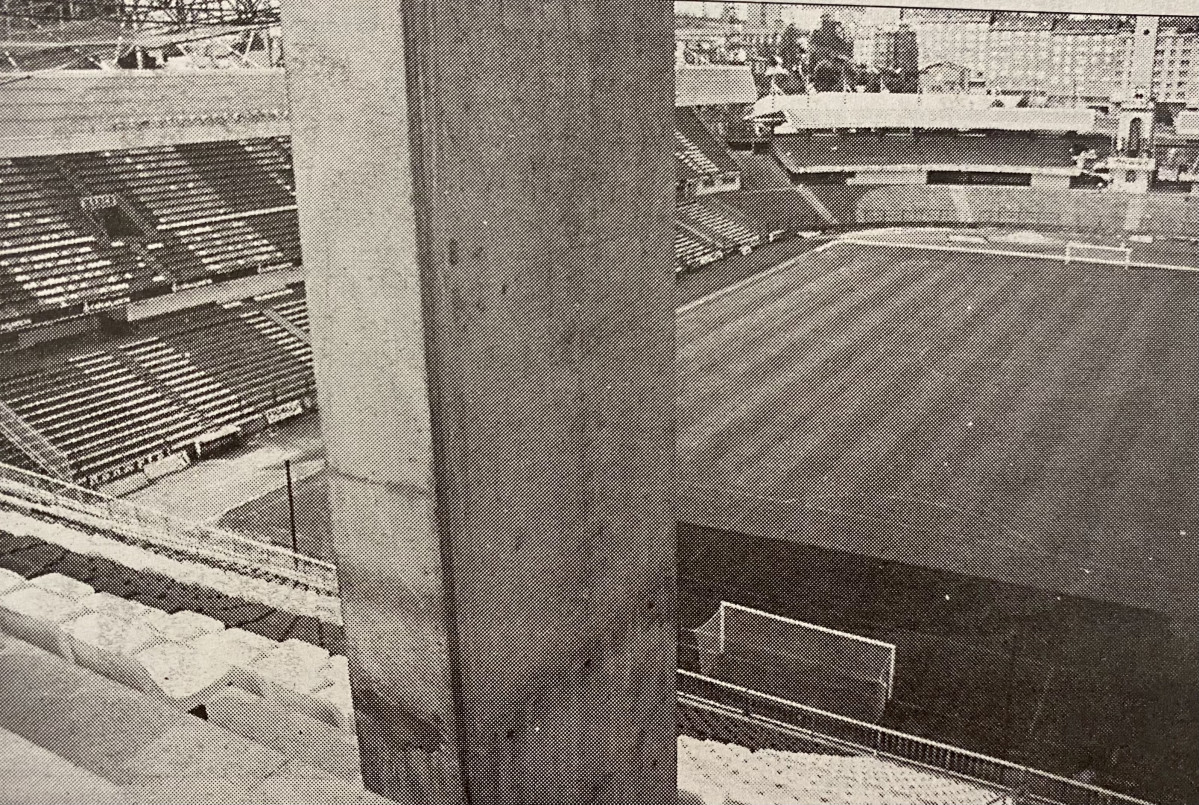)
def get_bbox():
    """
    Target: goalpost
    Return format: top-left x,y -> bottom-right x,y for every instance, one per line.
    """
1064,242 -> 1133,267
693,601 -> 897,702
